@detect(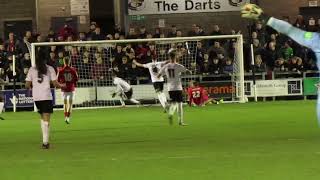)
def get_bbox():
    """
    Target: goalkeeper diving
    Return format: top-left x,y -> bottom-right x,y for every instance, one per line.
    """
241,3 -> 320,124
